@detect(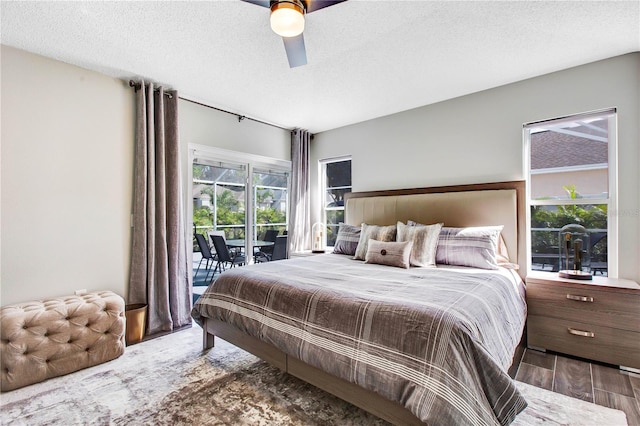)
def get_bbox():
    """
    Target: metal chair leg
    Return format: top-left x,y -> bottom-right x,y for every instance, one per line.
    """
195,258 -> 205,277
